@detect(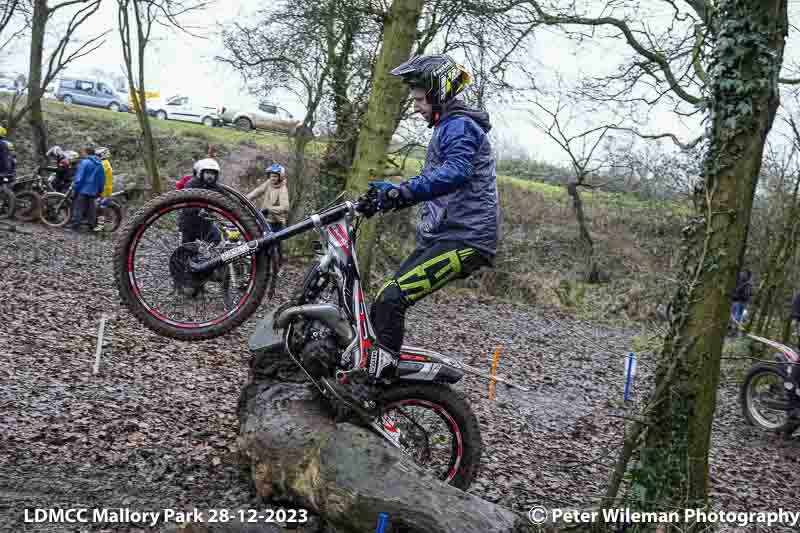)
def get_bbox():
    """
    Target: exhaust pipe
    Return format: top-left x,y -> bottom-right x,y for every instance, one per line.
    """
274,304 -> 354,343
